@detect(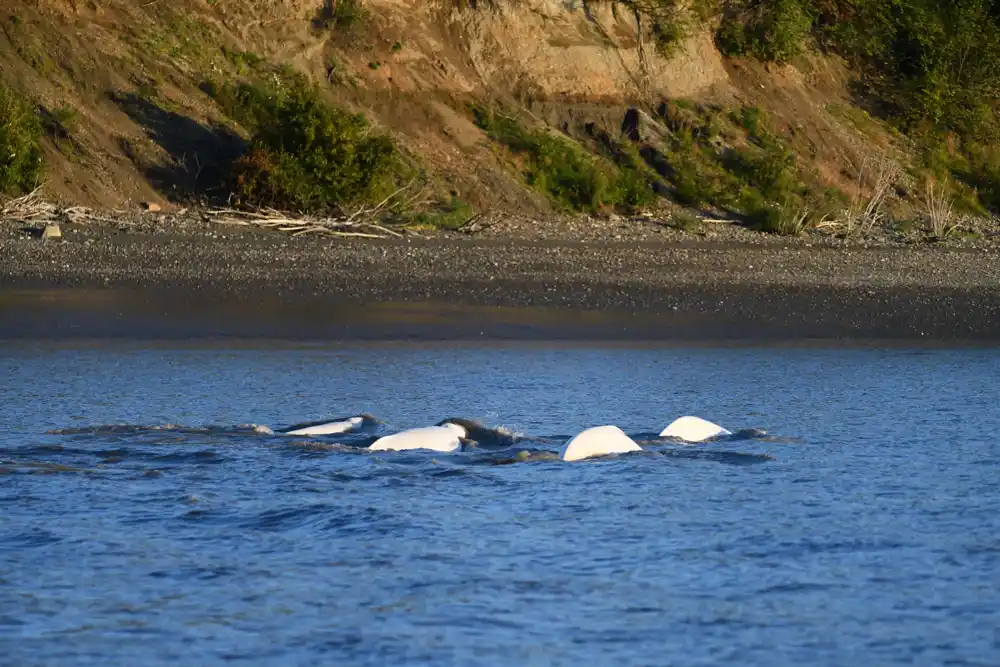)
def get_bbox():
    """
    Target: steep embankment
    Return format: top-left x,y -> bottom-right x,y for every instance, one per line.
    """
0,0 -> 906,222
